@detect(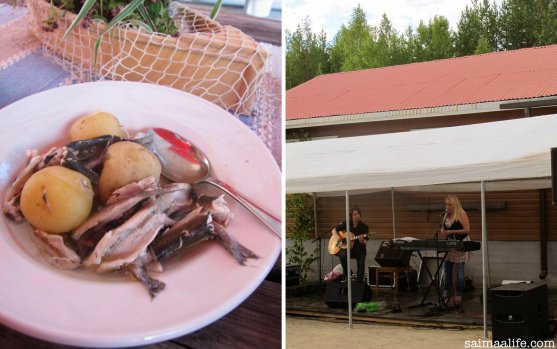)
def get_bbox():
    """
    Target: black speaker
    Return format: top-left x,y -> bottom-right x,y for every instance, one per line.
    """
324,282 -> 372,308
375,240 -> 412,267
285,264 -> 300,287
551,148 -> 557,205
491,283 -> 549,344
